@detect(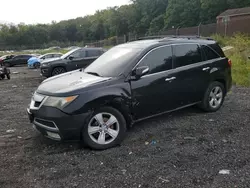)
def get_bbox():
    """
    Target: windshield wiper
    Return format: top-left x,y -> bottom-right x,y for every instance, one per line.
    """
86,72 -> 101,77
